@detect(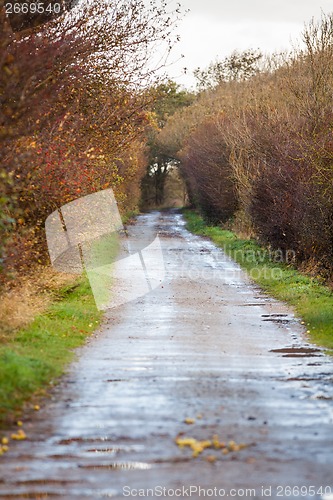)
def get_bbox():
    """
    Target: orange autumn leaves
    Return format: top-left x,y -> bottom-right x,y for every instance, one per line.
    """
1,0 -> 183,278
